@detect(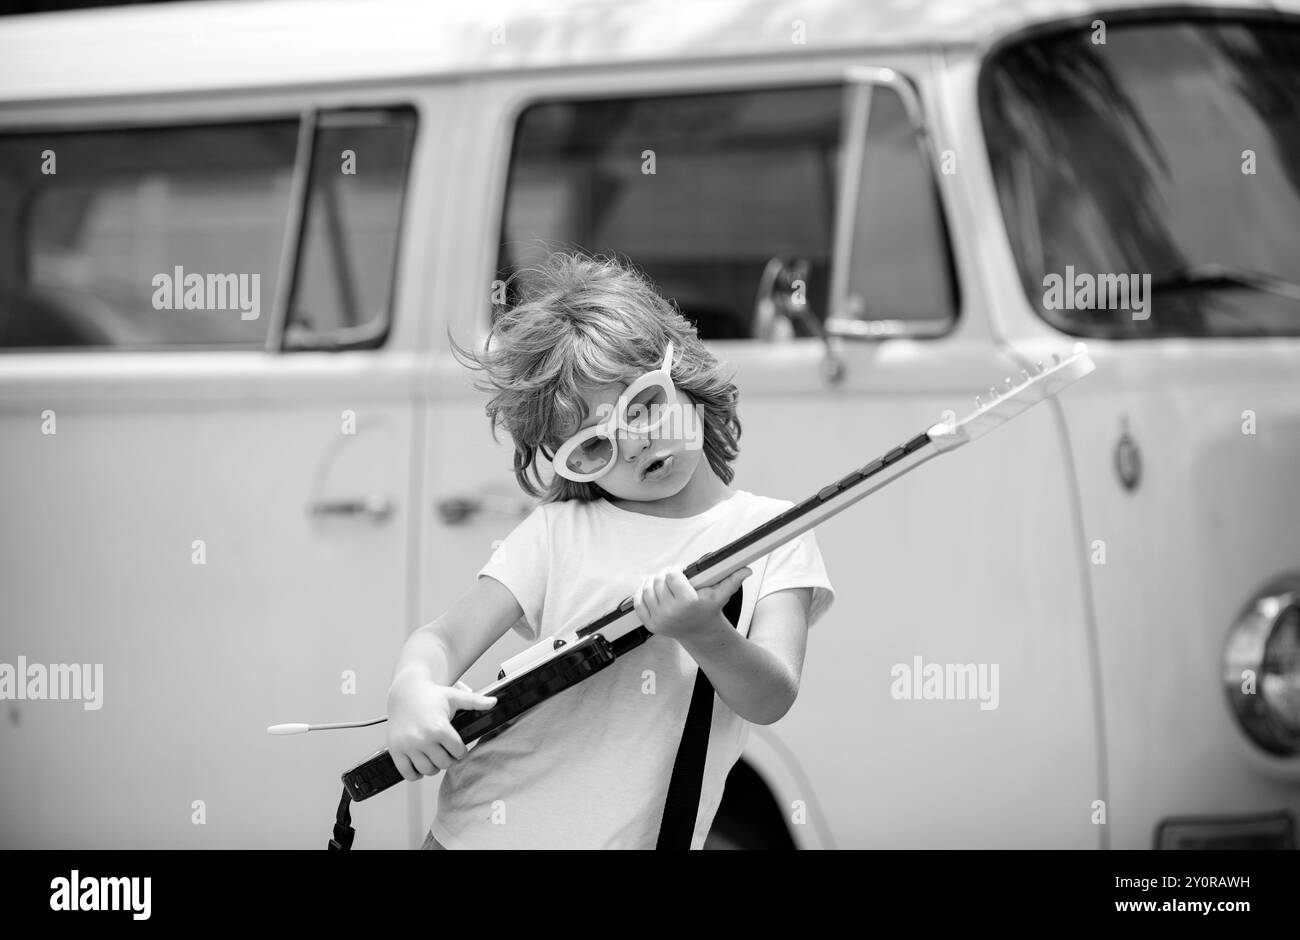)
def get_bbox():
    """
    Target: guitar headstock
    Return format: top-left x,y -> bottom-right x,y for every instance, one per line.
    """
927,343 -> 1095,452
